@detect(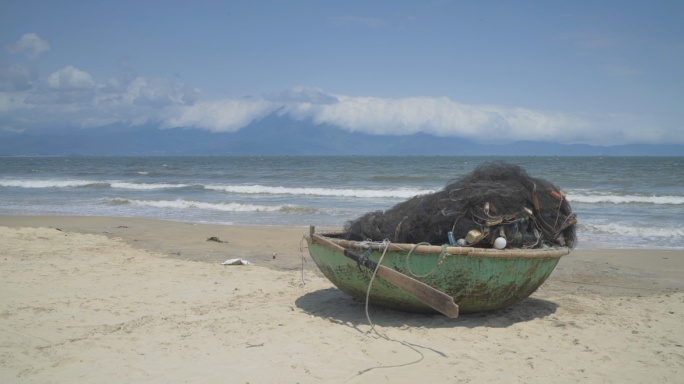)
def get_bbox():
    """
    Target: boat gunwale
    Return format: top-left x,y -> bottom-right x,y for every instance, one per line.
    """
313,231 -> 570,259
